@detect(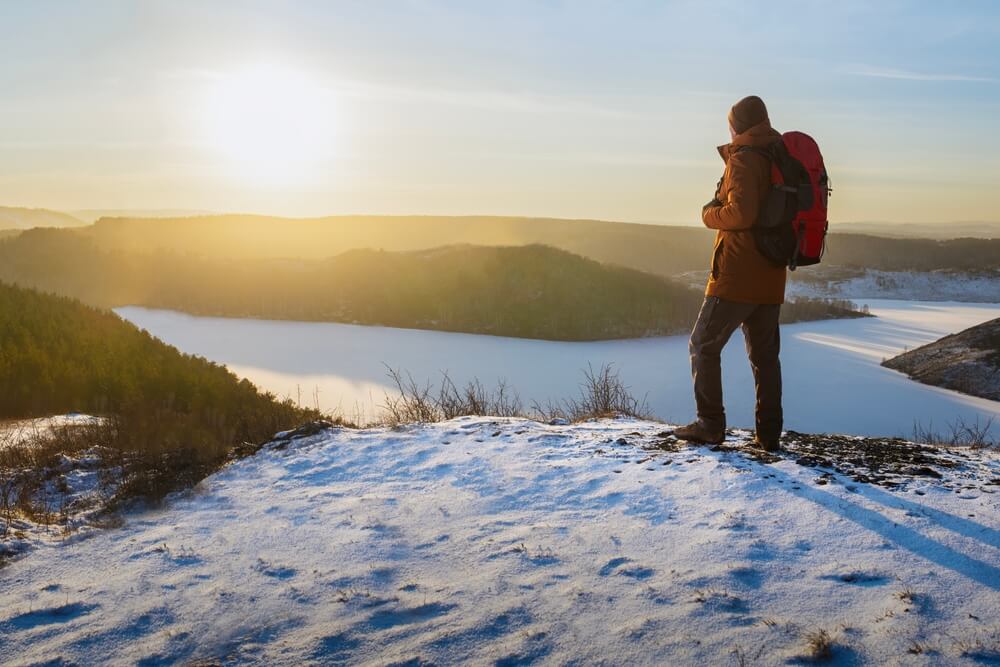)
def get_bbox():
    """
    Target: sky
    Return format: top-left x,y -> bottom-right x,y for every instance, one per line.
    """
0,0 -> 998,224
